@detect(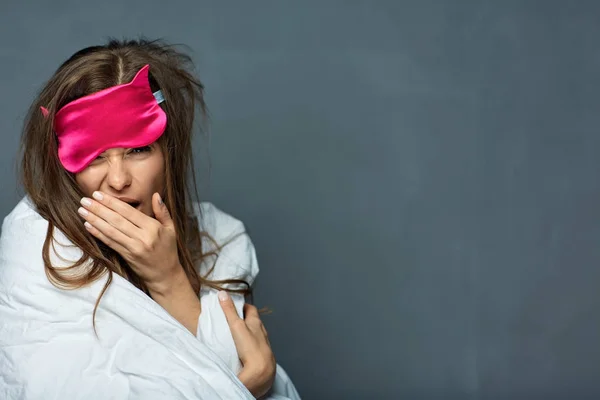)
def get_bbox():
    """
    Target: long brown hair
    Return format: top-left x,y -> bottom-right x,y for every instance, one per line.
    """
20,38 -> 250,327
